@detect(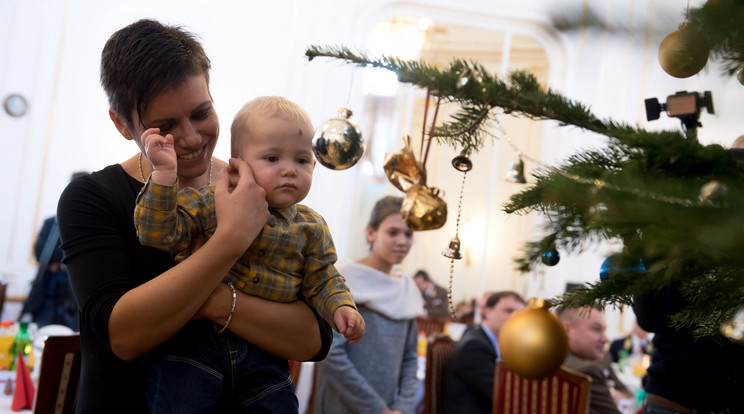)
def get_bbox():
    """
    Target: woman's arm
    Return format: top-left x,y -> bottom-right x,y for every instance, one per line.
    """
198,283 -> 331,361
108,160 -> 270,360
